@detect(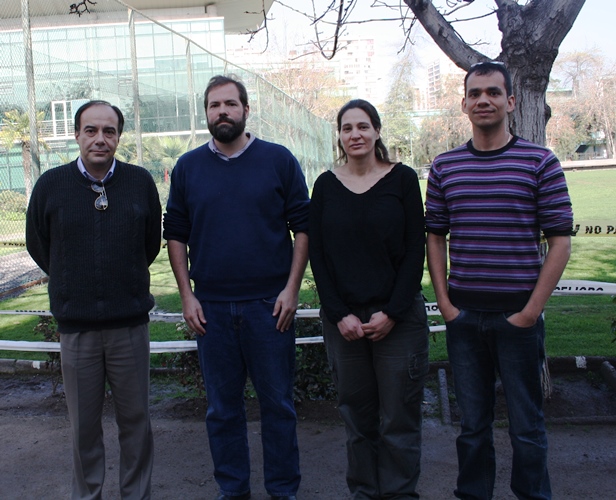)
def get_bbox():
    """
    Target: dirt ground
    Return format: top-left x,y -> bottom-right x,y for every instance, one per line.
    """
1,371 -> 615,499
